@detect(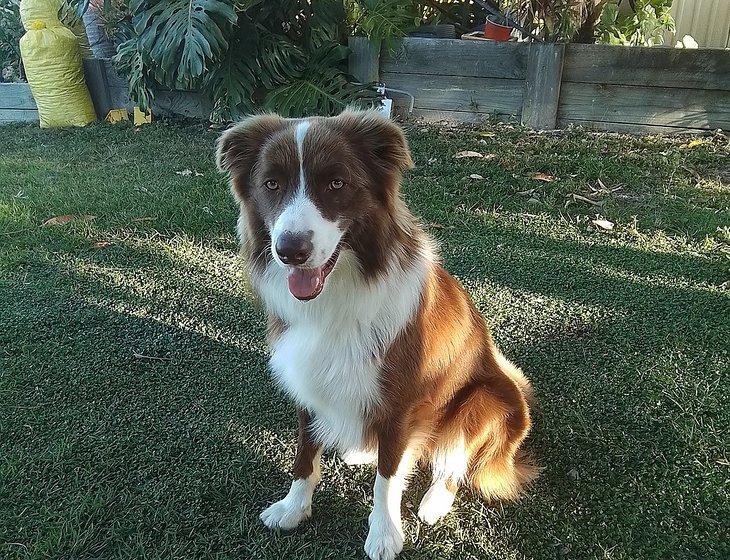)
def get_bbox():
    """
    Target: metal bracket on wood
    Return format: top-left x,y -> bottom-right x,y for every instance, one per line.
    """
521,43 -> 565,130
